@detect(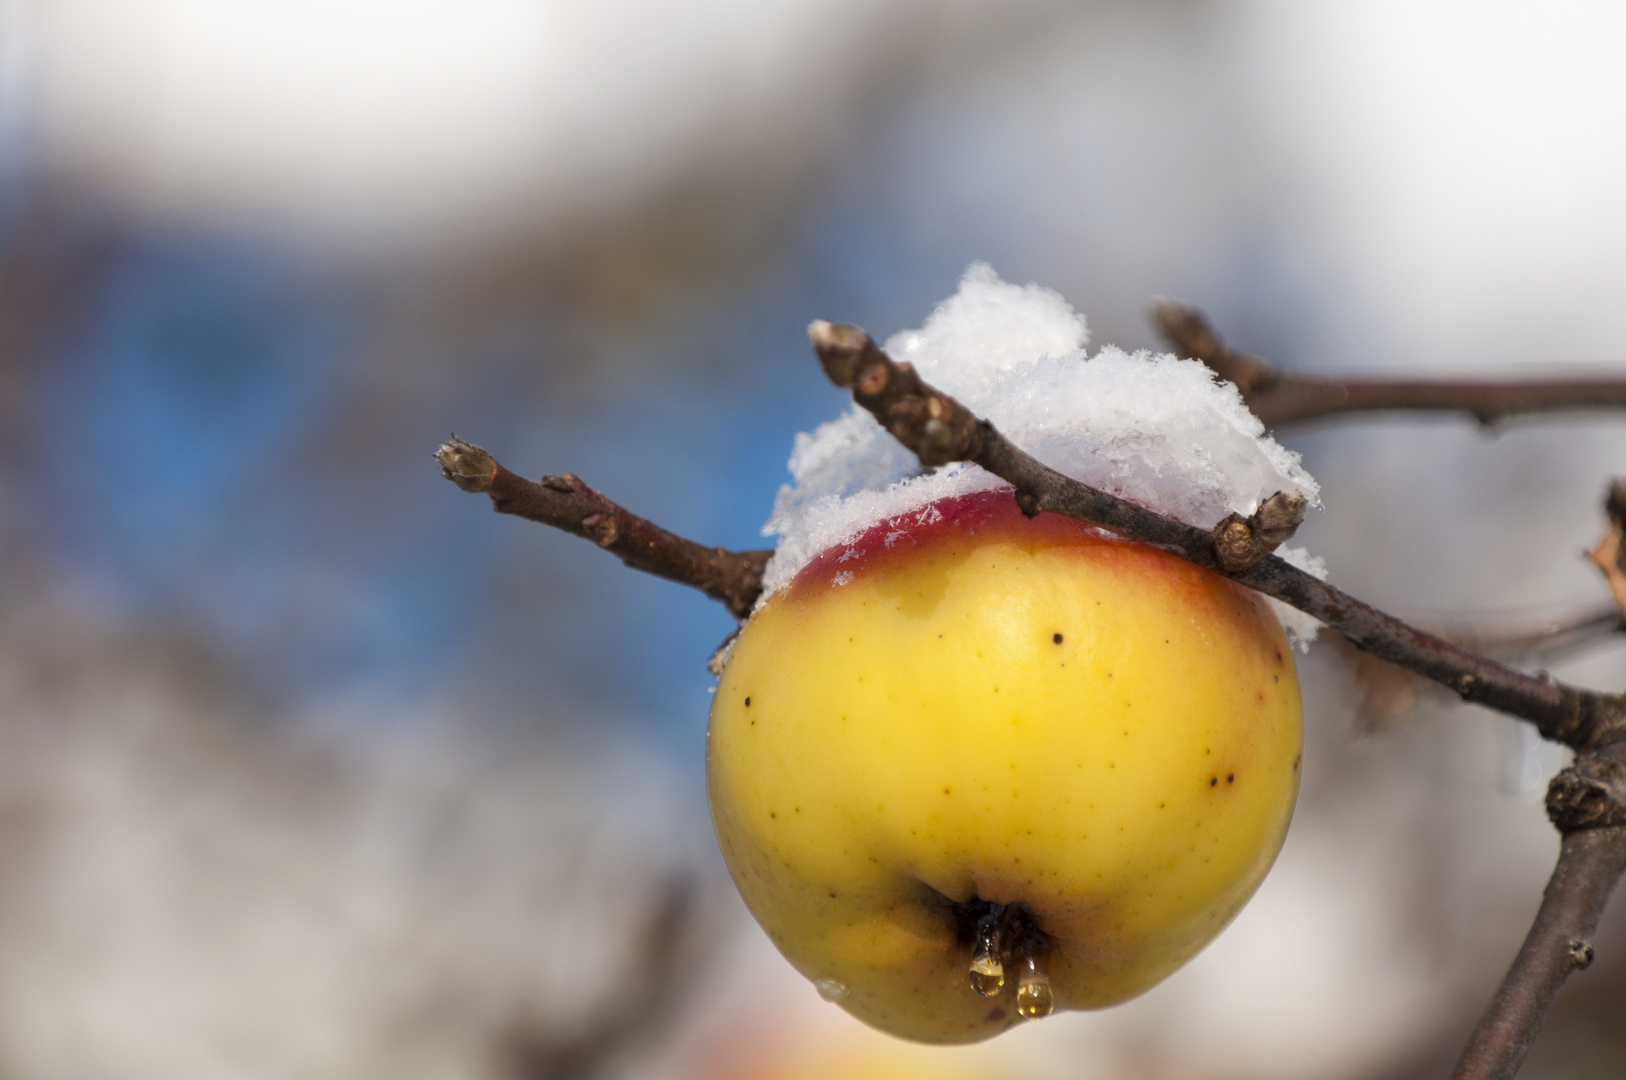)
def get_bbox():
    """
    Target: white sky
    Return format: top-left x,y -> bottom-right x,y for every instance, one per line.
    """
2,0 -> 1046,243
1245,0 -> 1626,364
